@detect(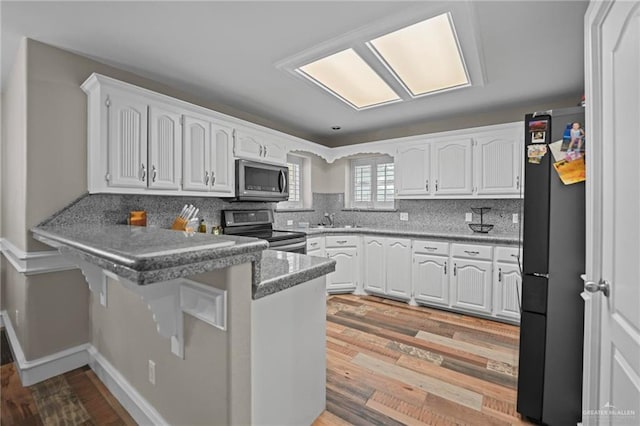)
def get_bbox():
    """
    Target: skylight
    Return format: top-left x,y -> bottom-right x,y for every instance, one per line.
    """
368,12 -> 469,97
297,48 -> 400,109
